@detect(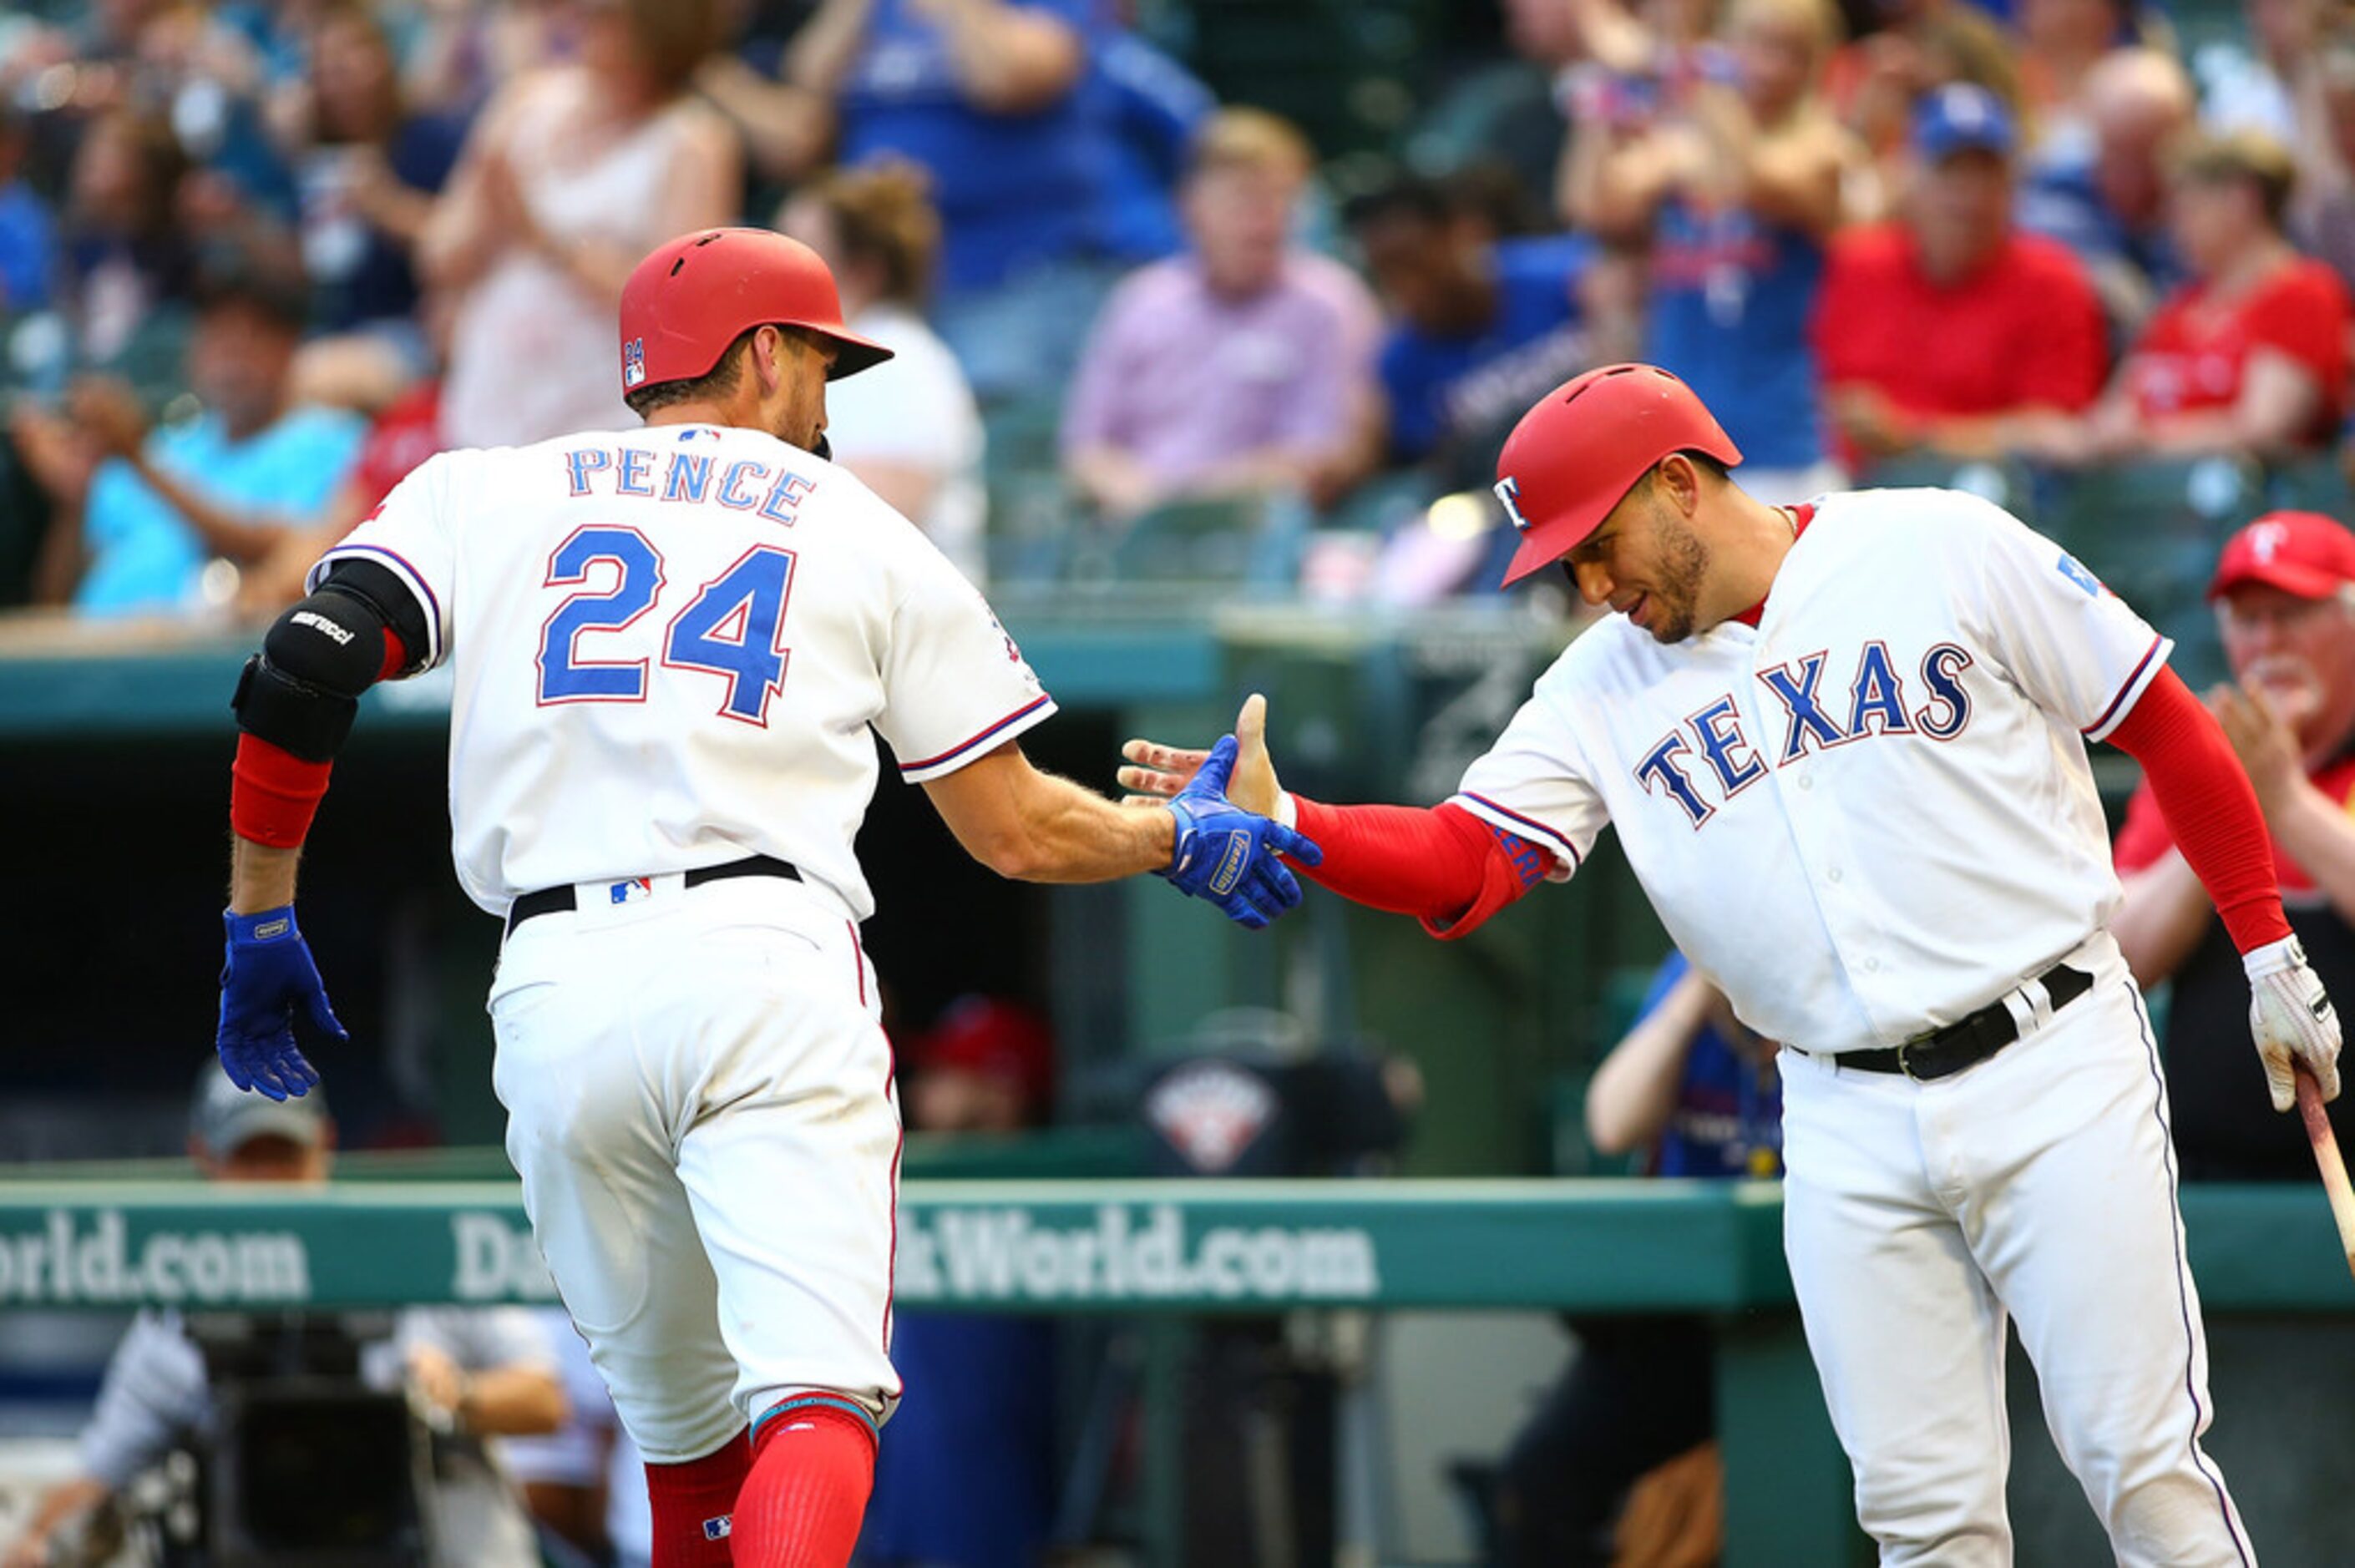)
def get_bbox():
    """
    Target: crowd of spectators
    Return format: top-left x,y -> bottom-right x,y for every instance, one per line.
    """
6,0 -> 2355,620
